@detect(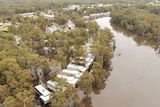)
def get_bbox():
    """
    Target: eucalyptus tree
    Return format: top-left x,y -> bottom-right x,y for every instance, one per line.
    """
78,72 -> 95,97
